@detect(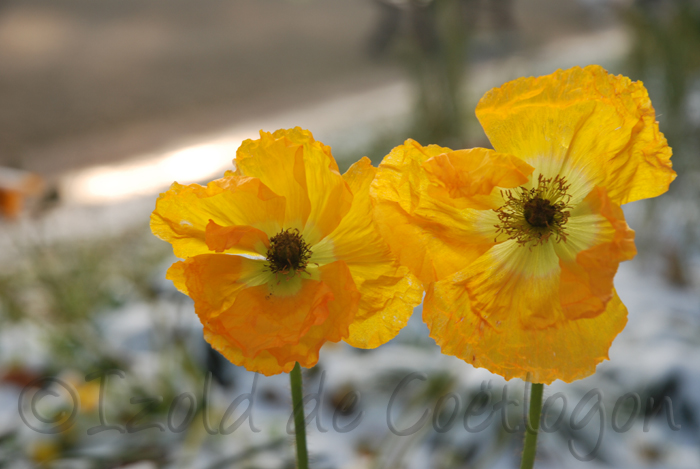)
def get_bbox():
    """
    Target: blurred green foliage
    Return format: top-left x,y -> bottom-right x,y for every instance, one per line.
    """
0,228 -> 170,372
625,0 -> 700,174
